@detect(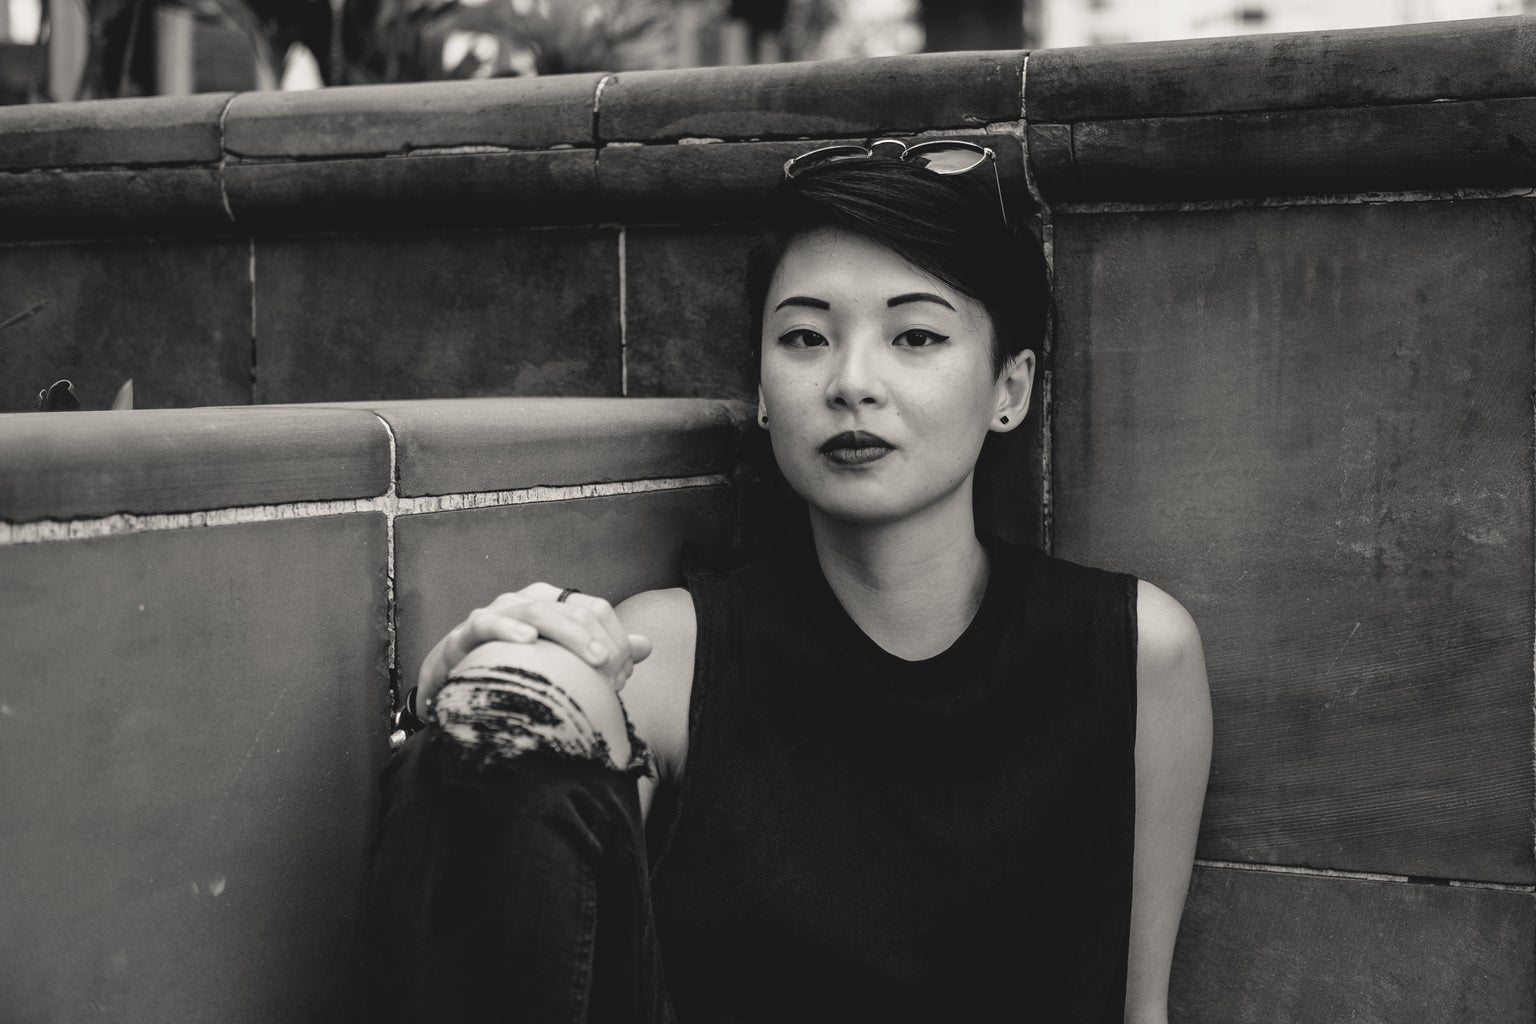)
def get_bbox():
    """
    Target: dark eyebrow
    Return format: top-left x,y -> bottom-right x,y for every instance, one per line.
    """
887,292 -> 955,310
773,295 -> 831,312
